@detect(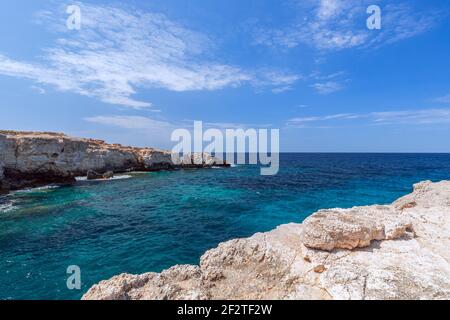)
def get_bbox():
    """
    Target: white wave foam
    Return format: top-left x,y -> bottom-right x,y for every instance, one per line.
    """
0,199 -> 16,213
111,175 -> 133,180
76,175 -> 133,182
14,185 -> 60,194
